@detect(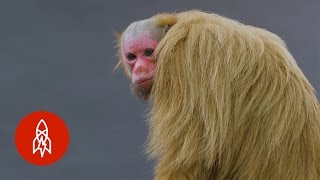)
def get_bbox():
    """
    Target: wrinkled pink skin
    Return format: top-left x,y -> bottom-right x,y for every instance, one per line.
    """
123,34 -> 158,91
